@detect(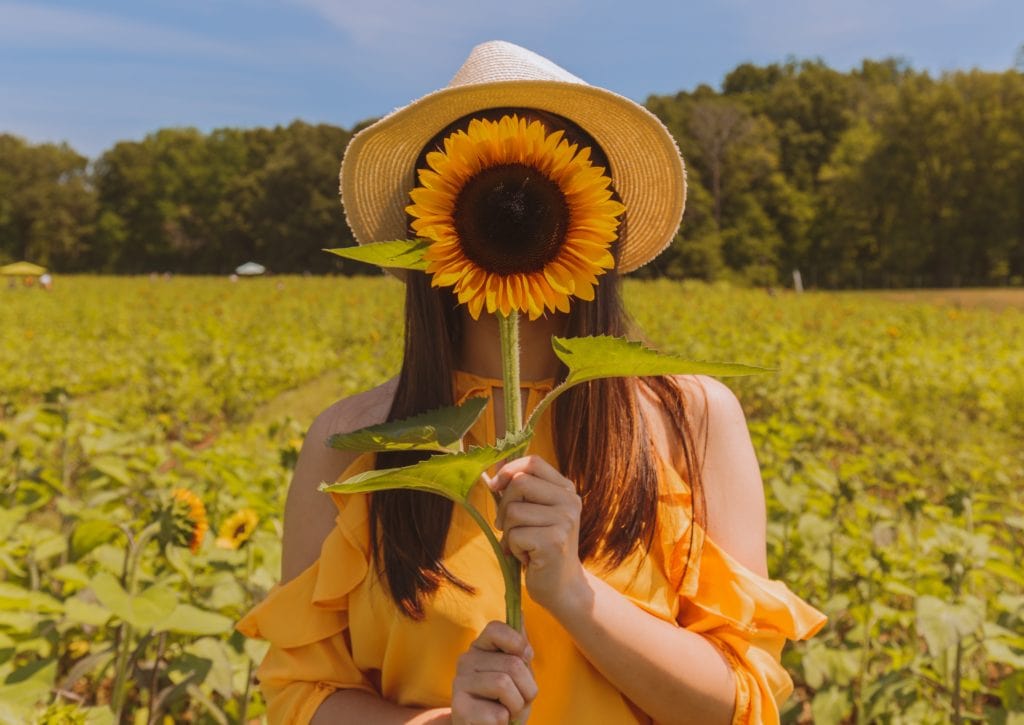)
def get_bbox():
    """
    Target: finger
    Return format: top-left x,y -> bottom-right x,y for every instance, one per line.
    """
455,651 -> 537,701
506,525 -> 575,564
451,689 -> 512,725
499,500 -> 562,532
494,455 -> 572,491
454,671 -> 525,716
496,476 -> 580,530
502,473 -> 574,505
471,621 -> 531,658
